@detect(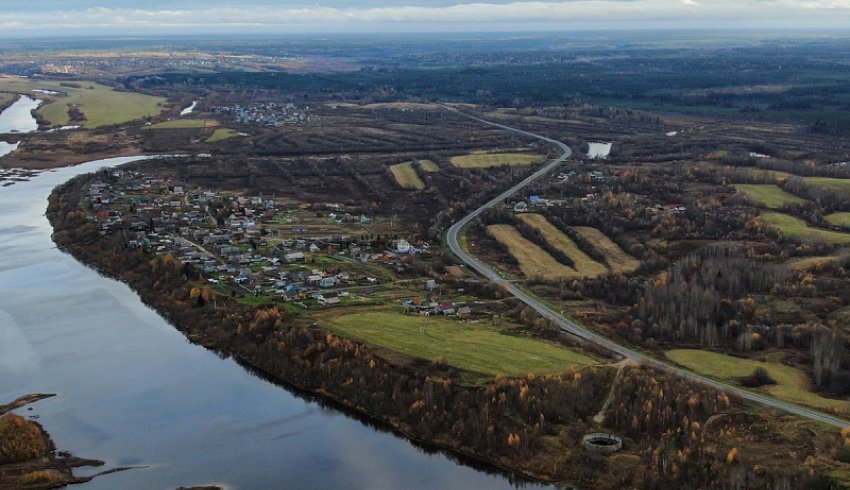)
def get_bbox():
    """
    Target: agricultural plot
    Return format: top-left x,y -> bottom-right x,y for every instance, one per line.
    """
787,255 -> 840,271
389,162 -> 425,190
325,312 -> 597,377
0,79 -> 166,128
825,212 -> 850,228
803,177 -> 850,194
734,184 -> 807,209
152,119 -> 218,129
206,128 -> 238,143
450,152 -> 544,168
418,159 -> 440,172
761,212 -> 850,244
517,214 -> 608,277
572,227 -> 640,273
487,224 -> 577,280
667,349 -> 850,414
